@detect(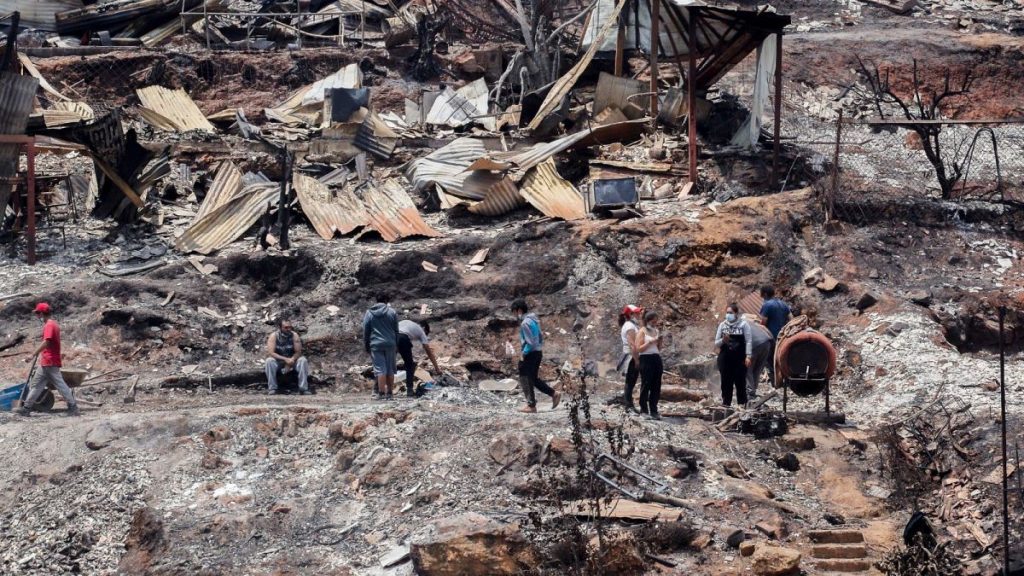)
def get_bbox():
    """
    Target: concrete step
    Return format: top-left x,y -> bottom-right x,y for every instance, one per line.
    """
813,559 -> 873,573
807,529 -> 865,544
812,544 -> 868,559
